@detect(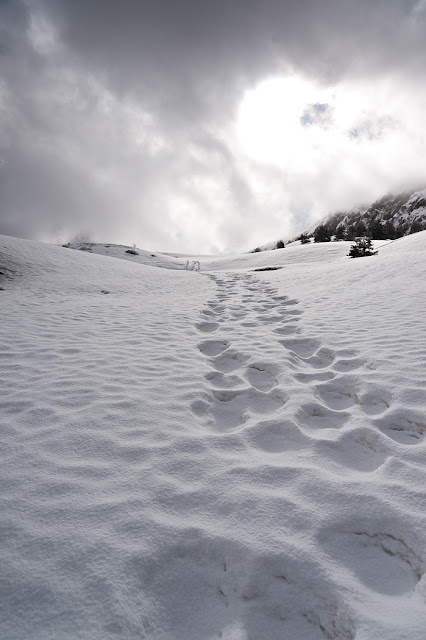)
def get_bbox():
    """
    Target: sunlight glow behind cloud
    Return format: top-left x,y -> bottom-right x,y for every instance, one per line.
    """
234,74 -> 426,231
236,75 -> 409,171
237,77 -> 328,168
